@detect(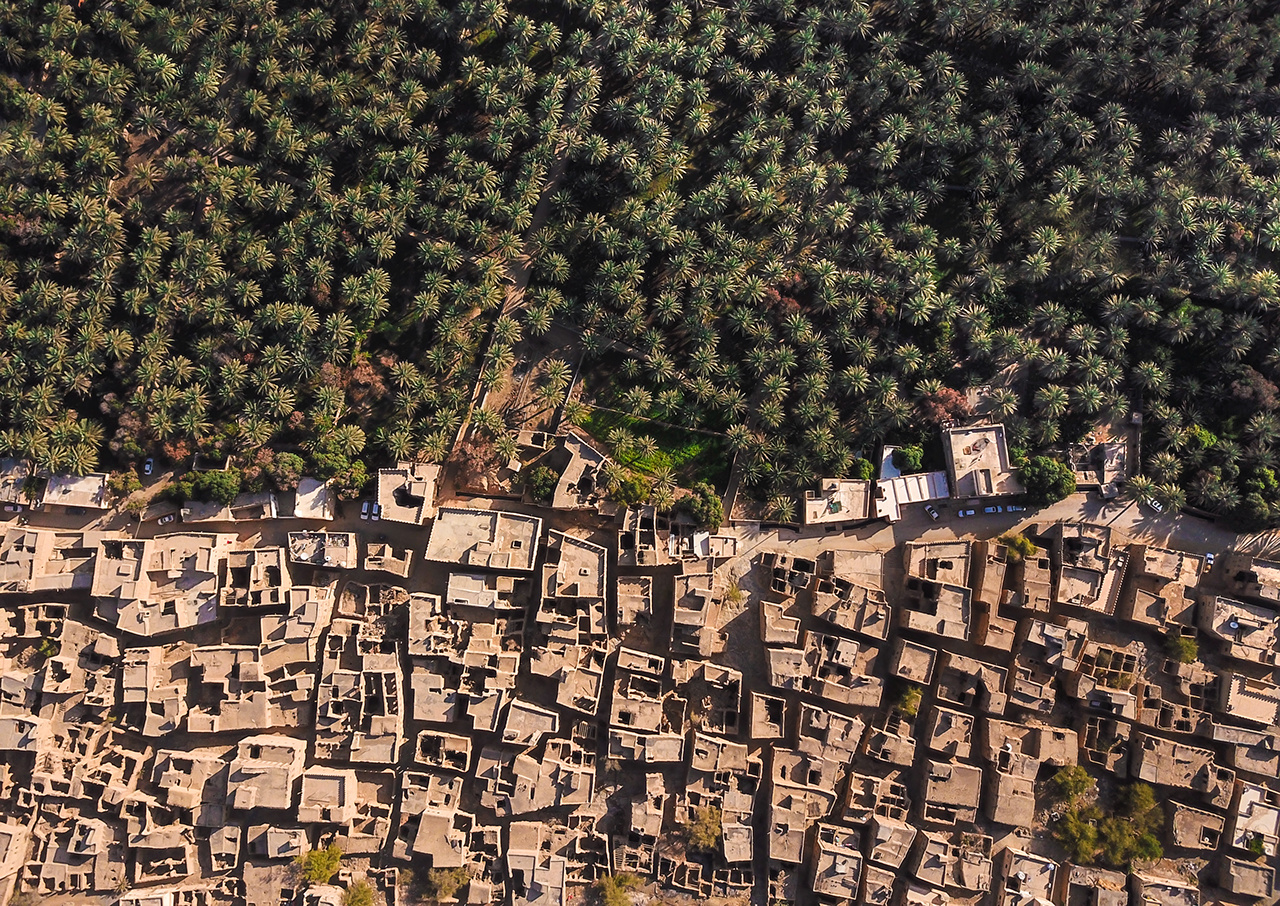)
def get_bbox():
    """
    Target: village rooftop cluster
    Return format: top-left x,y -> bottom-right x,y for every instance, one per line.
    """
0,424 -> 1267,906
